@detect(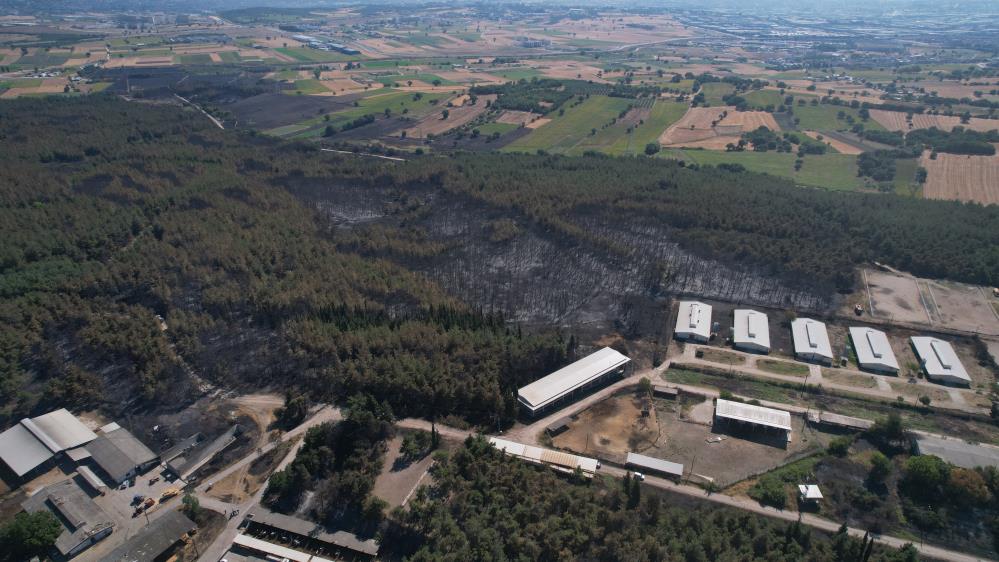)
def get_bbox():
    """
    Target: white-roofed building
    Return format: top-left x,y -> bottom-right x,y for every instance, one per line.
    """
674,301 -> 712,342
791,318 -> 833,364
489,437 -> 599,477
0,408 -> 98,479
911,337 -> 971,386
798,484 -> 823,504
733,310 -> 770,353
626,452 -> 684,479
714,399 -> 792,446
517,347 -> 630,416
849,327 -> 900,374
